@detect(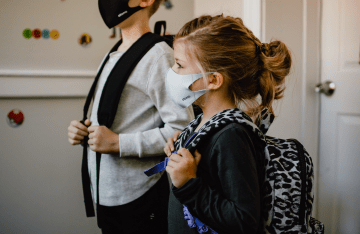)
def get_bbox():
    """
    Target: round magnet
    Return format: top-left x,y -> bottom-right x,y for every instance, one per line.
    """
32,29 -> 42,39
50,30 -> 60,40
7,109 -> 24,128
78,33 -> 92,47
42,29 -> 50,39
23,28 -> 32,39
